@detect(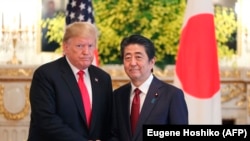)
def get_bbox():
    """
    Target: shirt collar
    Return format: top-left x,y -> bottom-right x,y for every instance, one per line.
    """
66,56 -> 89,77
131,74 -> 154,95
